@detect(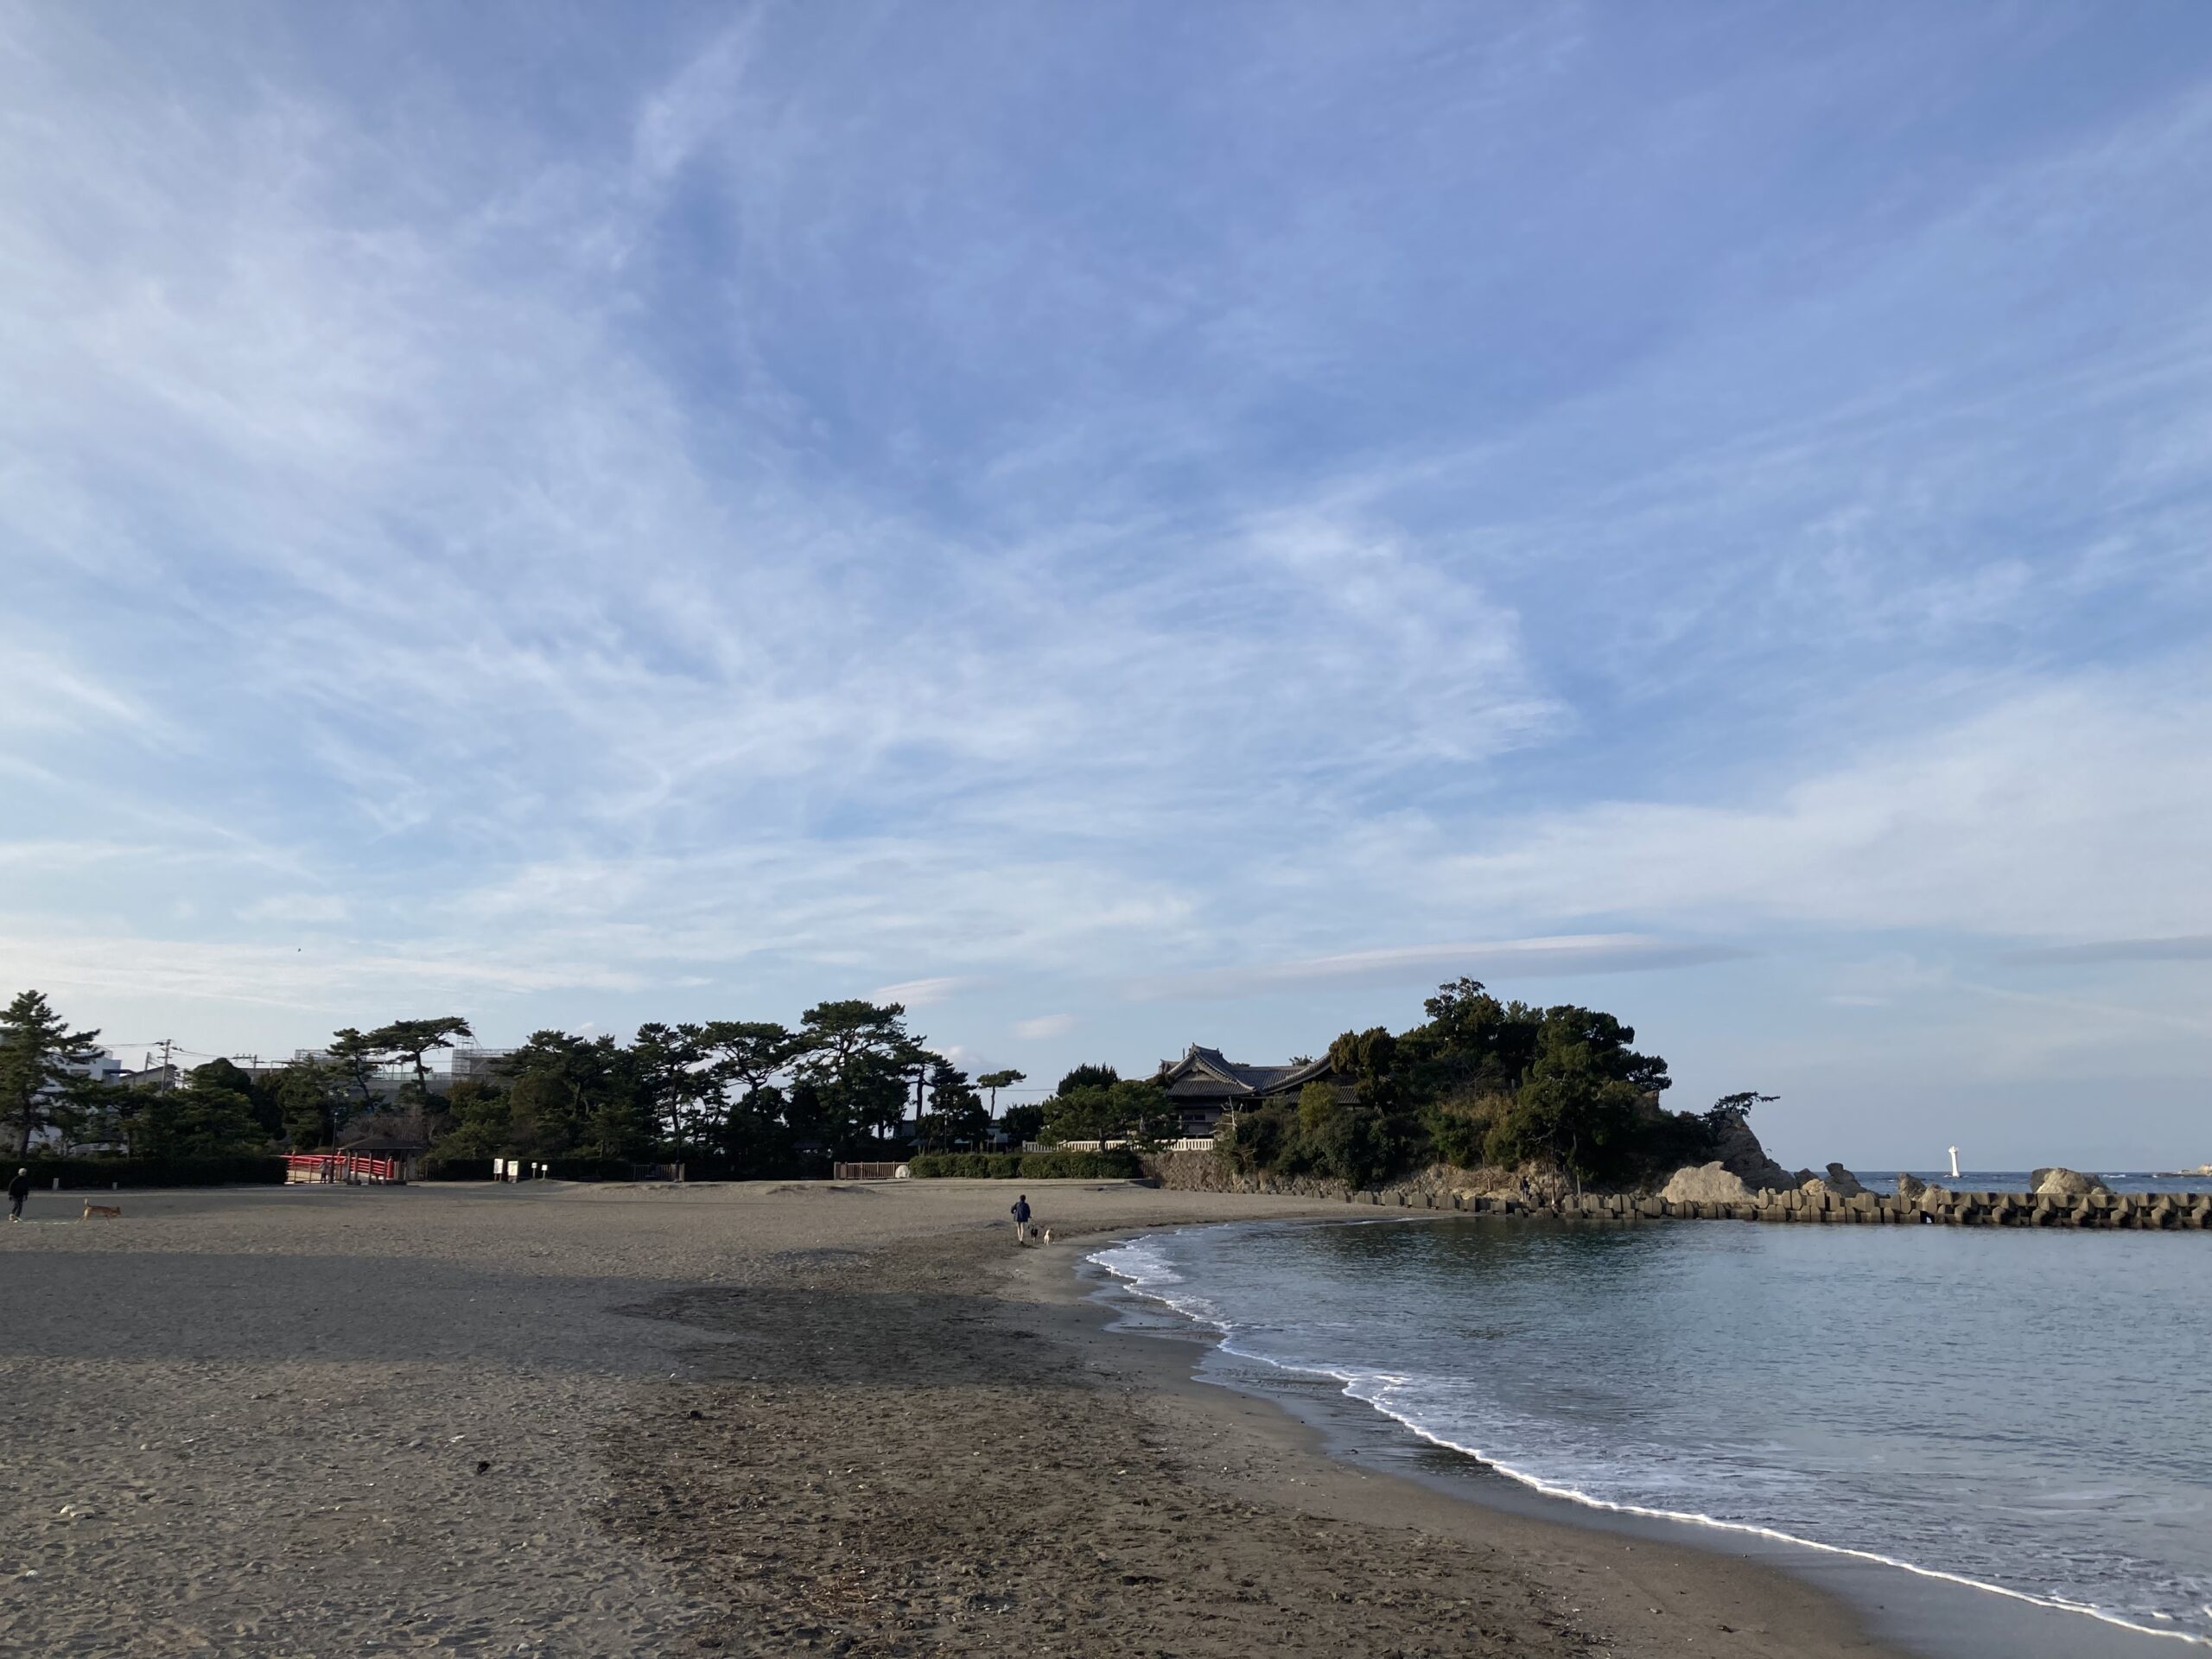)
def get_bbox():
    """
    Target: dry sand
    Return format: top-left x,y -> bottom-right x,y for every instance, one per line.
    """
0,1179 -> 1906,1657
